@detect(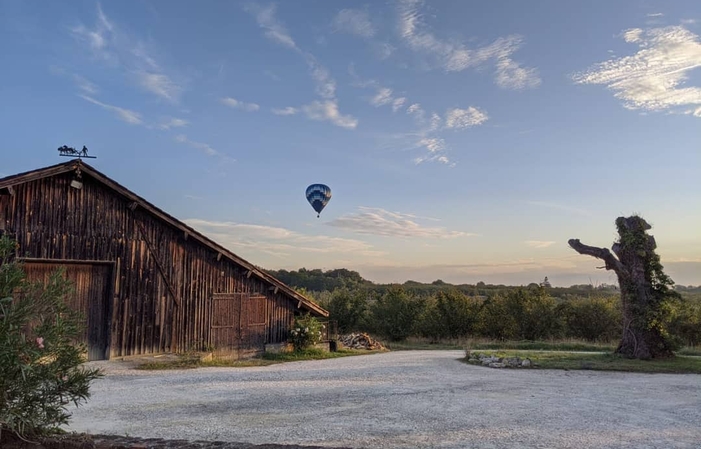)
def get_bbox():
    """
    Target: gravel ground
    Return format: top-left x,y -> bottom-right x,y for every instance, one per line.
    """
67,351 -> 701,449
